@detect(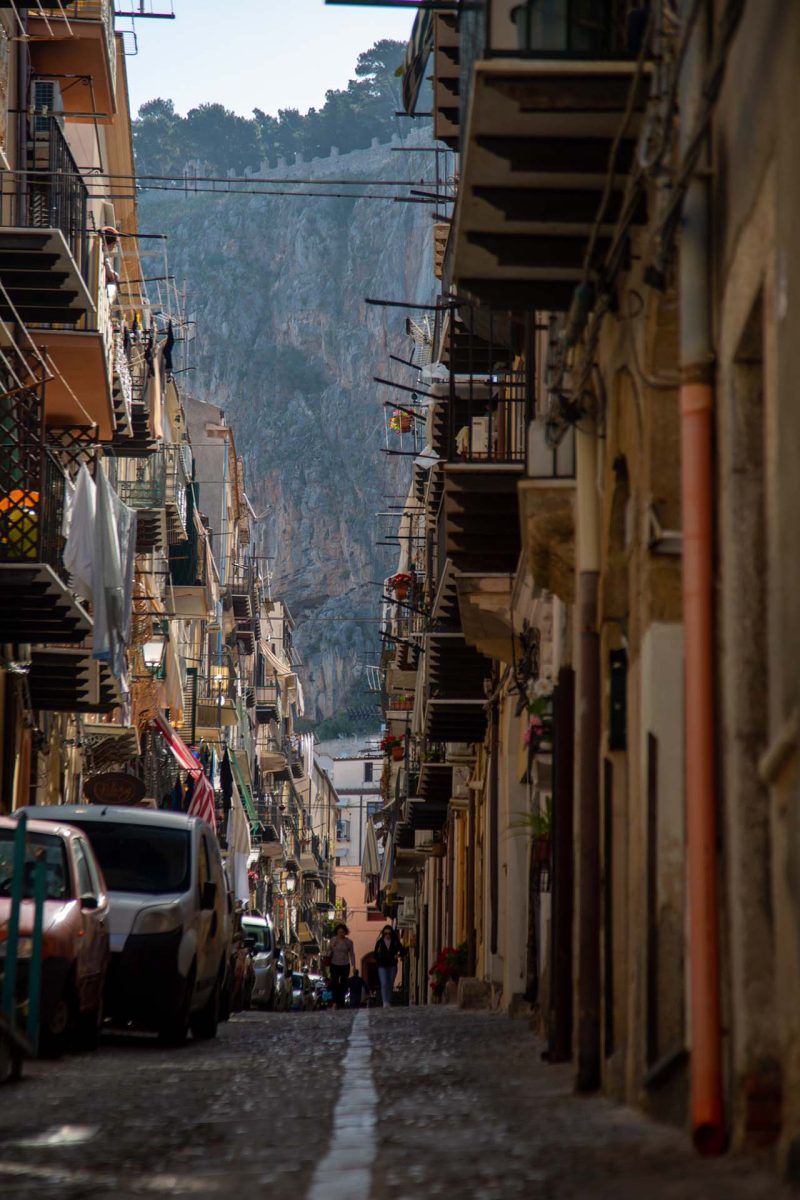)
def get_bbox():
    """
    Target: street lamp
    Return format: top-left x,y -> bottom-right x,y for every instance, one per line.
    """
285,868 -> 297,894
142,622 -> 168,677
